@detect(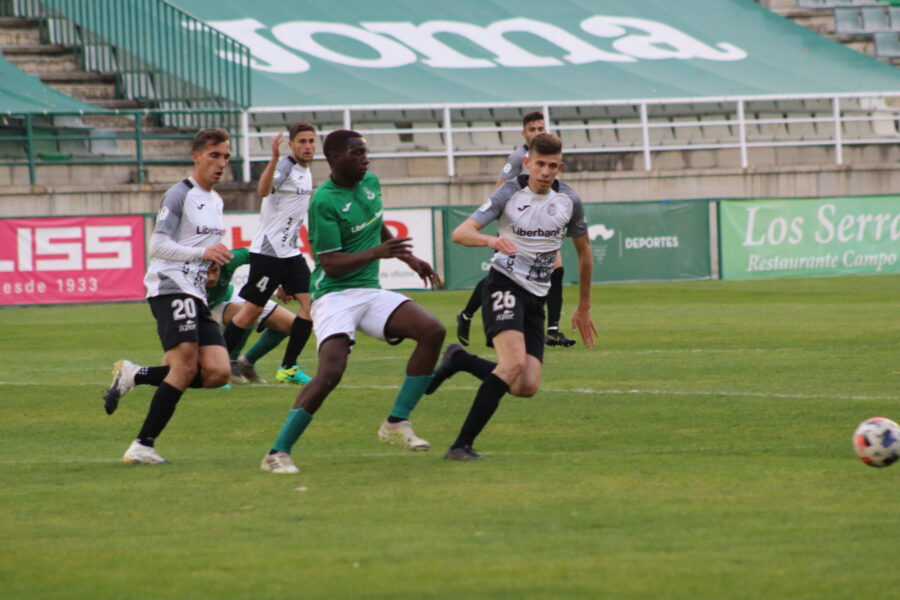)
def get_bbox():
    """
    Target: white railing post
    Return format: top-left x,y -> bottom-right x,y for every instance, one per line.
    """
833,97 -> 843,165
542,105 -> 551,133
240,109 -> 251,182
737,99 -> 748,168
443,106 -> 456,178
639,102 -> 651,171
343,108 -> 351,130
